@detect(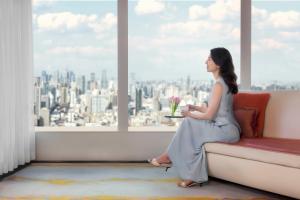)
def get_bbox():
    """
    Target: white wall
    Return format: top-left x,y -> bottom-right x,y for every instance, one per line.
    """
36,131 -> 175,161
